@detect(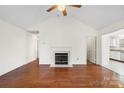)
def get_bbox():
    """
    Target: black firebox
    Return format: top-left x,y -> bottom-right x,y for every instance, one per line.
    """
55,53 -> 68,65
